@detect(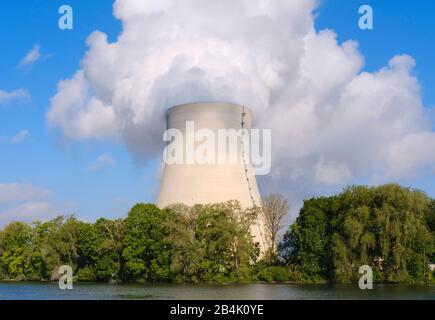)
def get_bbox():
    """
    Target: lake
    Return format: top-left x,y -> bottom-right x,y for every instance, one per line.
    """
0,282 -> 434,300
